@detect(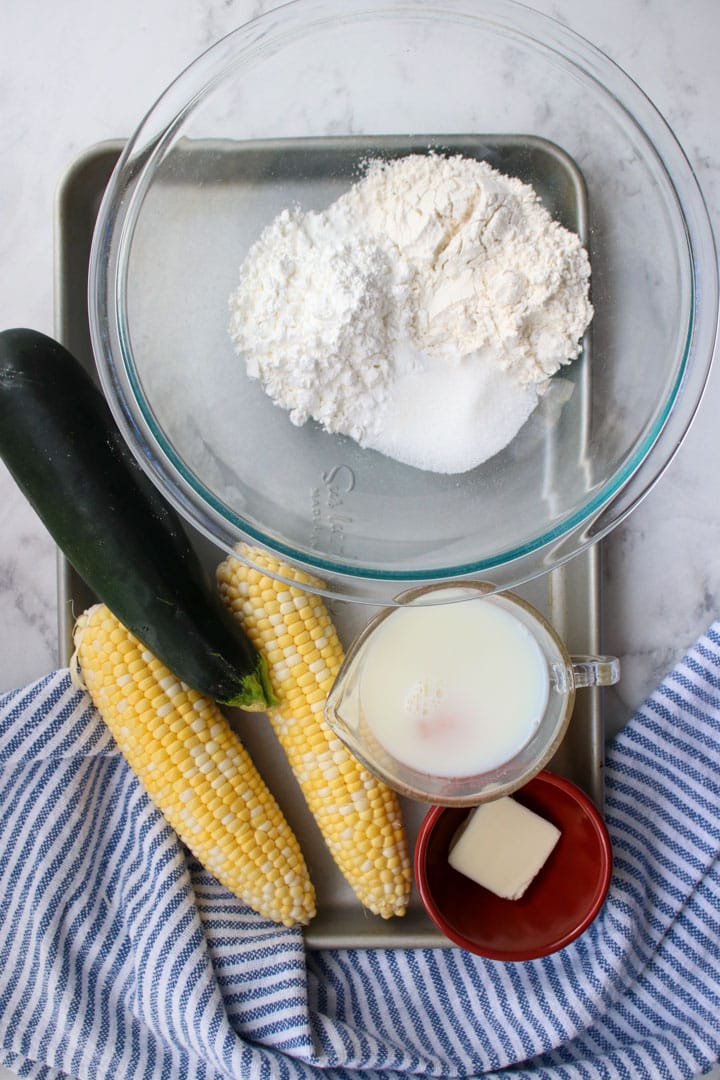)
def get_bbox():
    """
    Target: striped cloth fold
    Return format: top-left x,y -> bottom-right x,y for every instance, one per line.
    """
1,624 -> 719,1080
